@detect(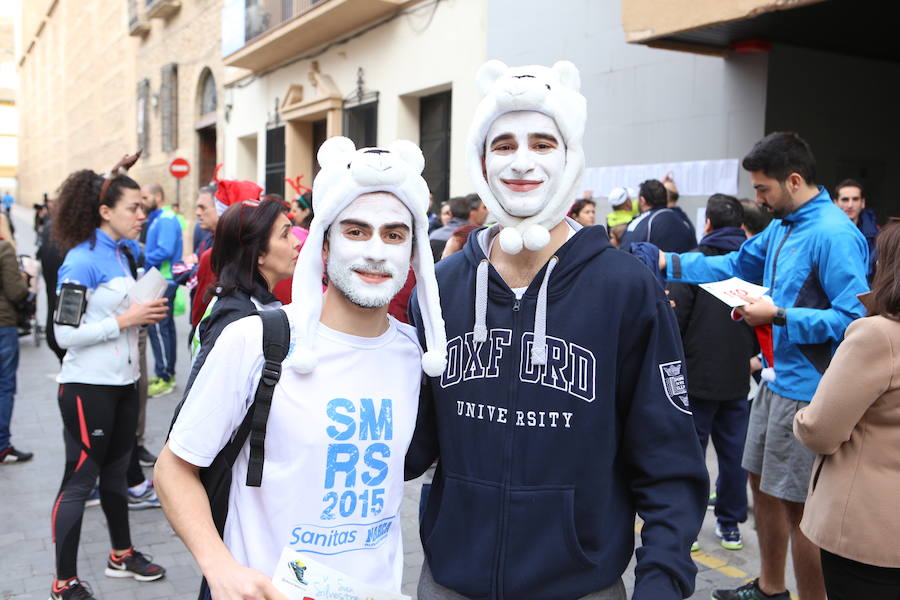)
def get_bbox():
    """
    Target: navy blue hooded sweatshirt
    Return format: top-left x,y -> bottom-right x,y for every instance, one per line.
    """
407,223 -> 708,600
